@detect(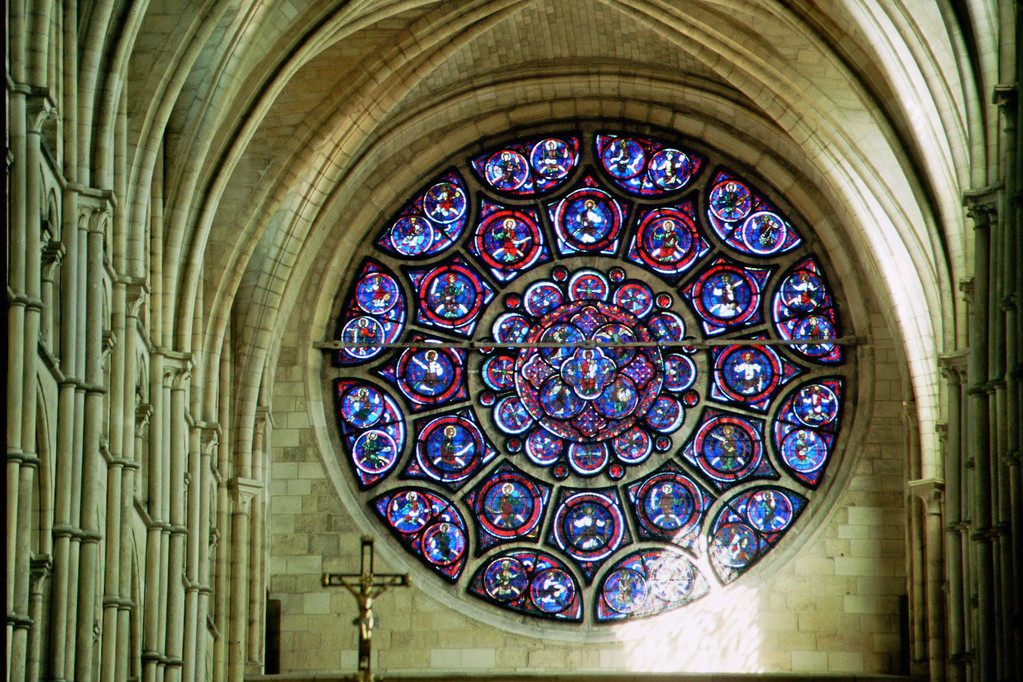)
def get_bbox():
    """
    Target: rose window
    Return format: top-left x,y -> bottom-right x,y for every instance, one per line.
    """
327,128 -> 851,623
